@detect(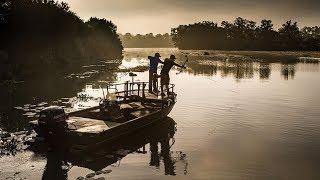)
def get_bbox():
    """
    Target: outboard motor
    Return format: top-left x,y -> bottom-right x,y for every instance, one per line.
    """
38,106 -> 68,135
